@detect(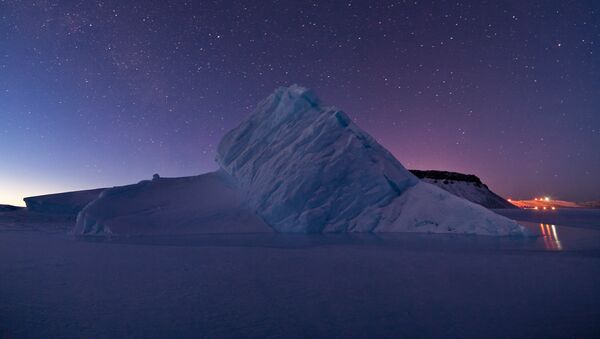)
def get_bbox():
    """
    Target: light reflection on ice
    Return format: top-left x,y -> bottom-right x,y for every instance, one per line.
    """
540,223 -> 562,250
